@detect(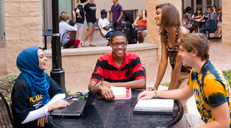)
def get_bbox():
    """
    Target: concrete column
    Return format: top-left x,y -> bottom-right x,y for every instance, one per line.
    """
146,0 -> 182,61
4,0 -> 43,74
222,0 -> 231,46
